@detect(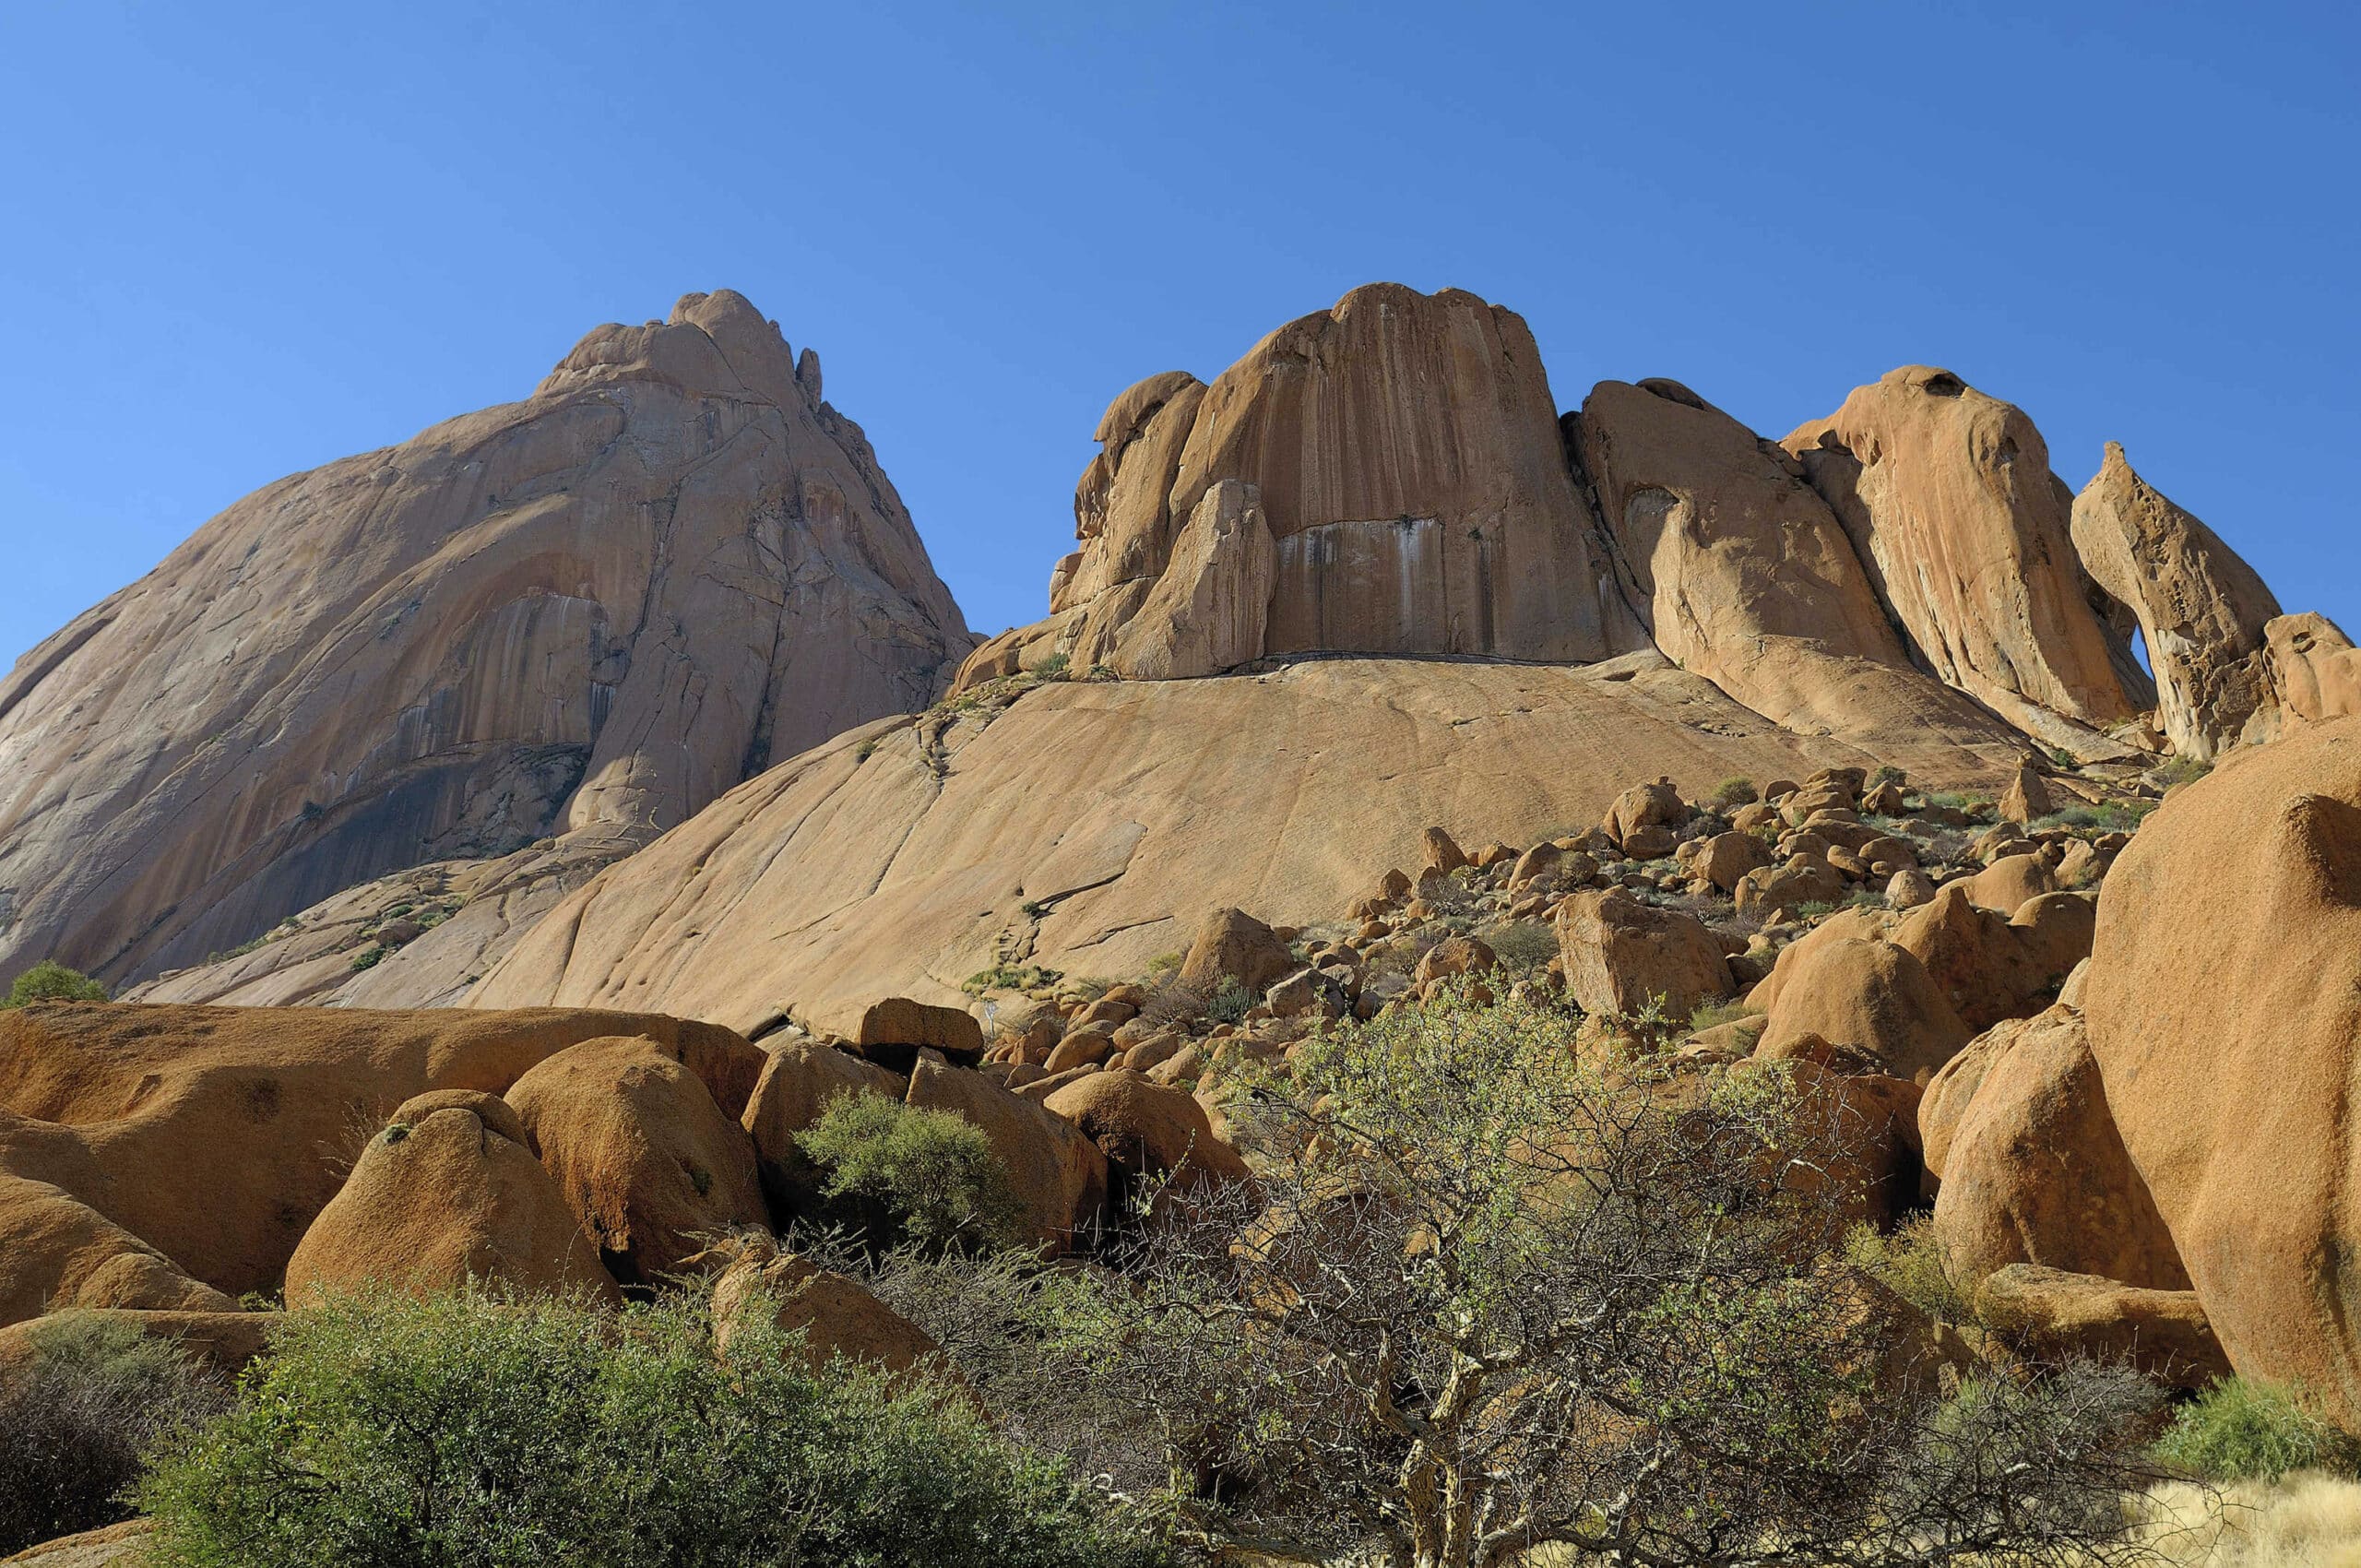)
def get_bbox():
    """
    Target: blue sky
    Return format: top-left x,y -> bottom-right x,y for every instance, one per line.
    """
2,1 -> 2354,668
